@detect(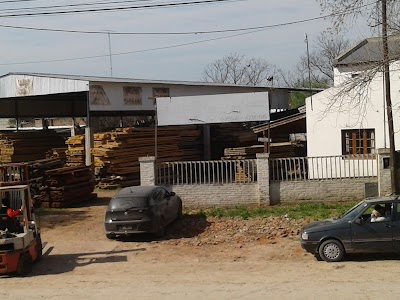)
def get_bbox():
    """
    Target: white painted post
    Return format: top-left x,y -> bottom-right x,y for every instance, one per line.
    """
139,156 -> 156,186
377,148 -> 391,196
256,153 -> 270,206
